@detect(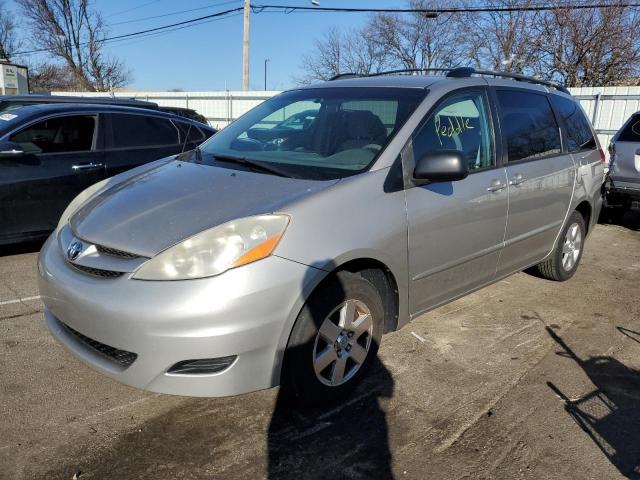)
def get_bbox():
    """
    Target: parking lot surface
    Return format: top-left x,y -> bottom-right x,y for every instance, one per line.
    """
1,212 -> 639,480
